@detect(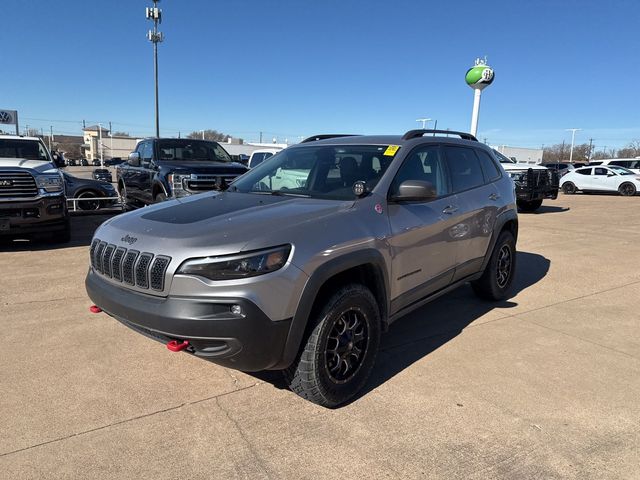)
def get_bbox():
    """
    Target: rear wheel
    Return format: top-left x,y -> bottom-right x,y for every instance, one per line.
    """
516,199 -> 543,212
562,182 -> 577,194
472,230 -> 516,301
618,182 -> 636,196
284,284 -> 381,408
